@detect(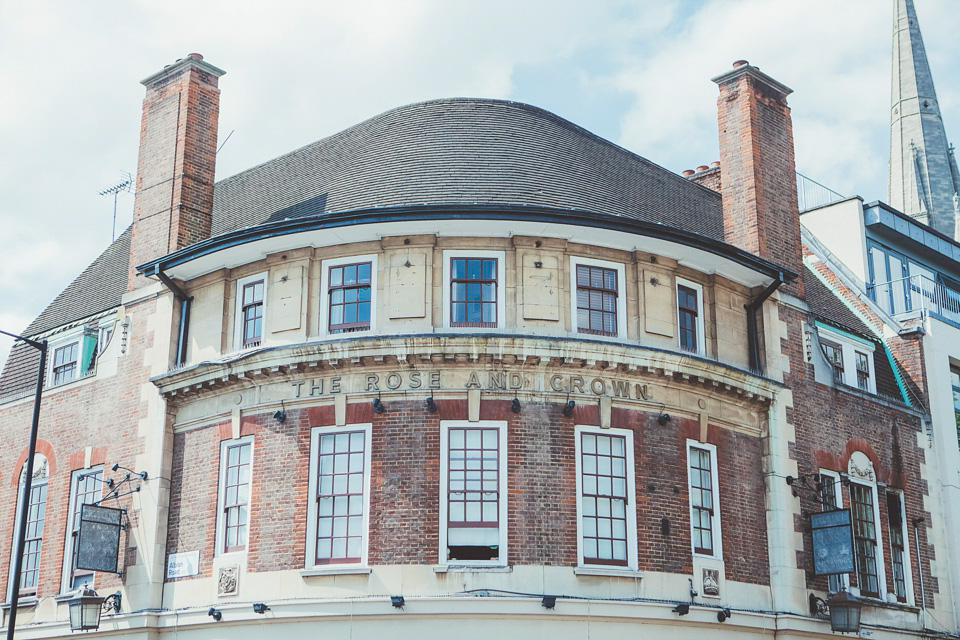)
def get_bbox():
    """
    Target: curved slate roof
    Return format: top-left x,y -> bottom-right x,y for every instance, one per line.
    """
211,98 -> 724,239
